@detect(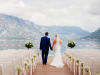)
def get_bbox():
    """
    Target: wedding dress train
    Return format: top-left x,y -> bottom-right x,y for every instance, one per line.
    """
50,35 -> 64,68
